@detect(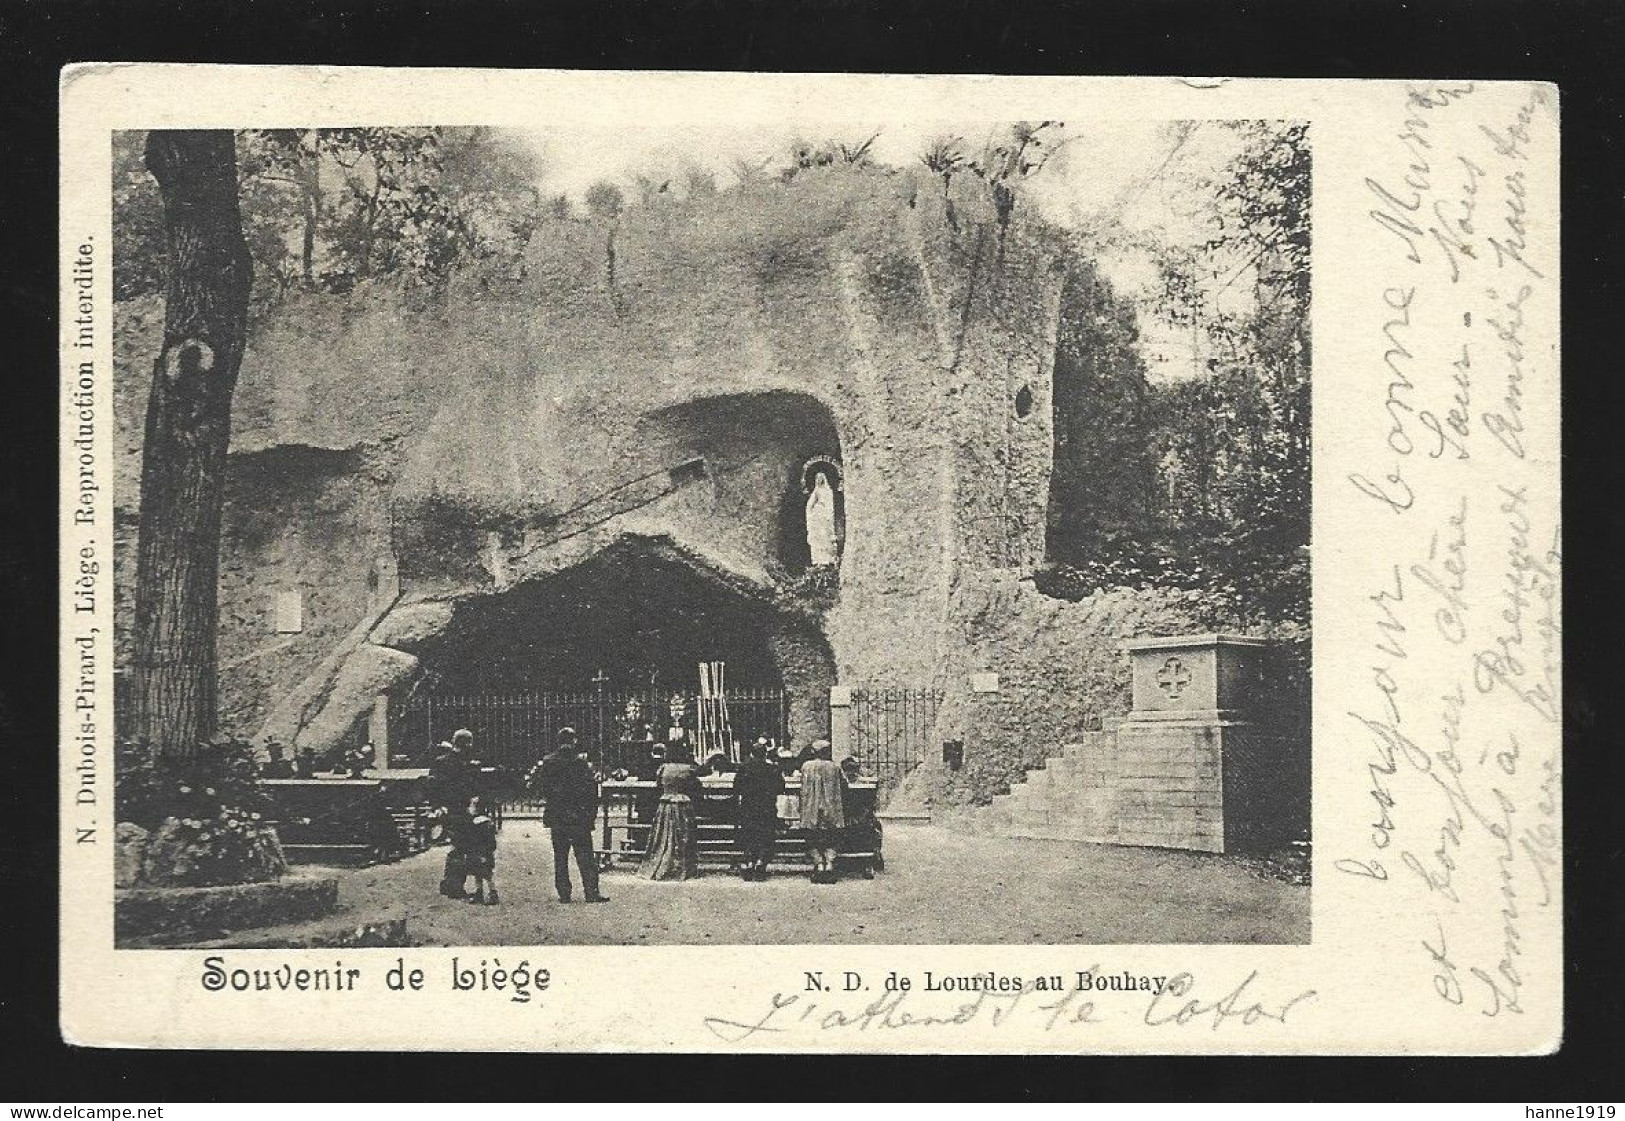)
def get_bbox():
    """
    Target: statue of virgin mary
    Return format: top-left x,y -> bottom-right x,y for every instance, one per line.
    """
805,471 -> 839,567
